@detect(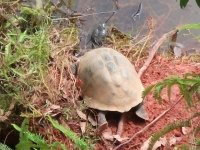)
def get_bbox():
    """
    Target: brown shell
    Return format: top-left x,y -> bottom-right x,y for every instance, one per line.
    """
77,48 -> 144,112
